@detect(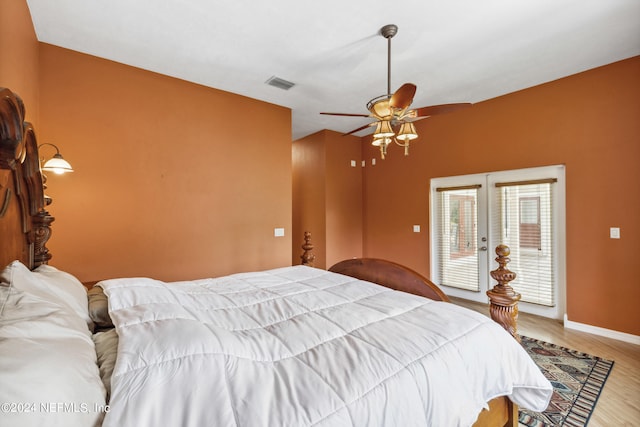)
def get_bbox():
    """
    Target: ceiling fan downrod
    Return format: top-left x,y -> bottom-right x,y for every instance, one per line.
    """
380,24 -> 398,96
